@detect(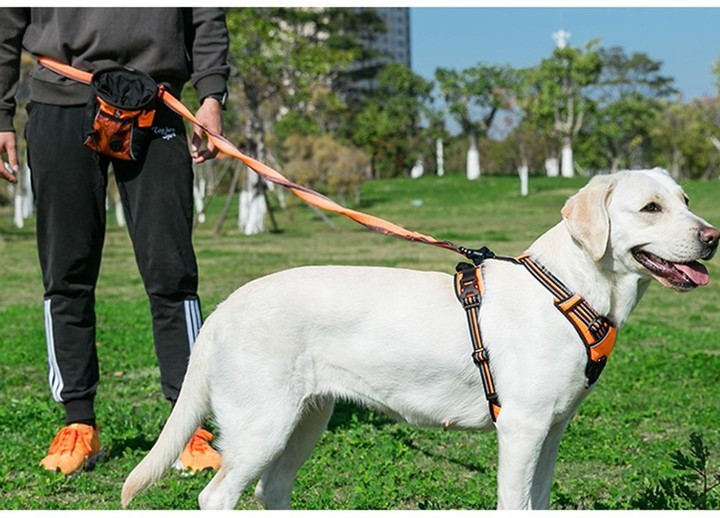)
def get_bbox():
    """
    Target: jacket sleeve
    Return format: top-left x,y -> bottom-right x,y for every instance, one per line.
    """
0,8 -> 29,132
186,8 -> 230,102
